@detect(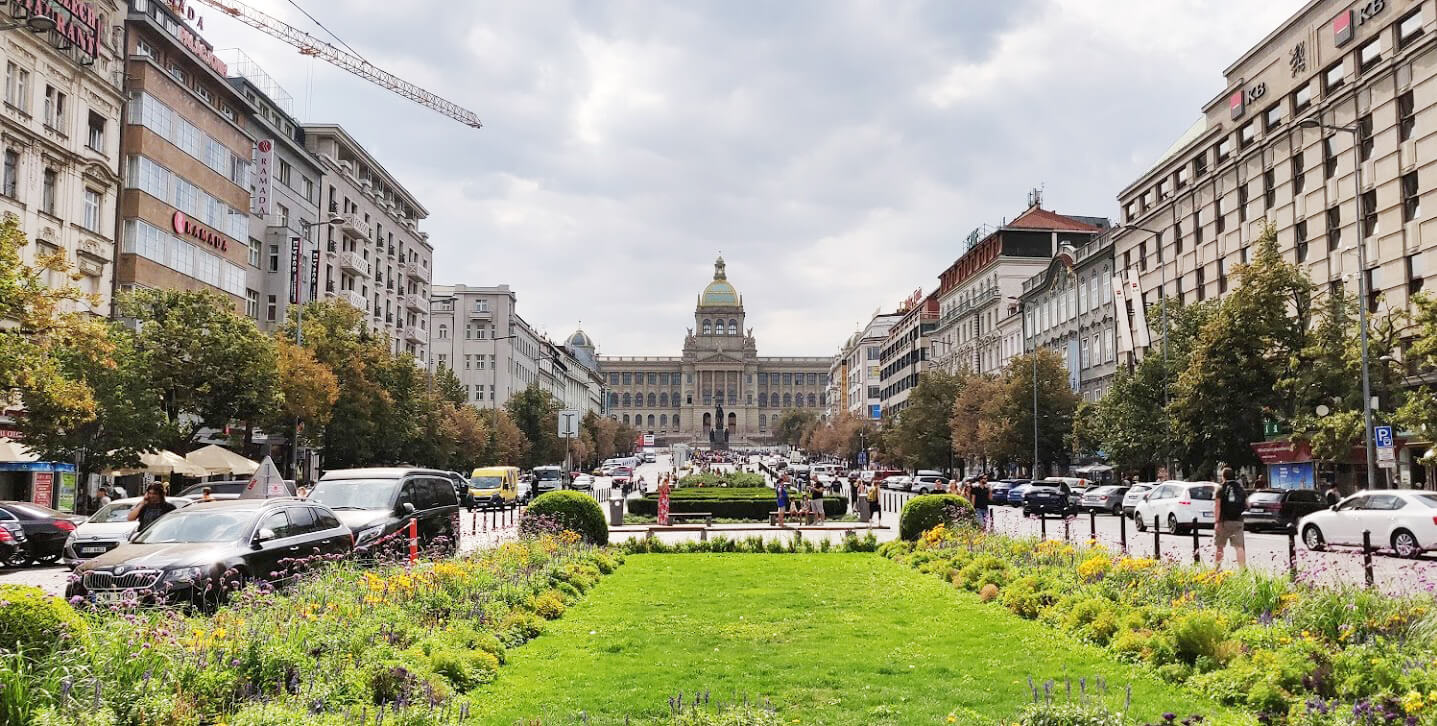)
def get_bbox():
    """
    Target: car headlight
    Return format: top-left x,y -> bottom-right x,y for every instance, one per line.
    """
64,532 -> 76,548
355,525 -> 384,544
163,566 -> 207,583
